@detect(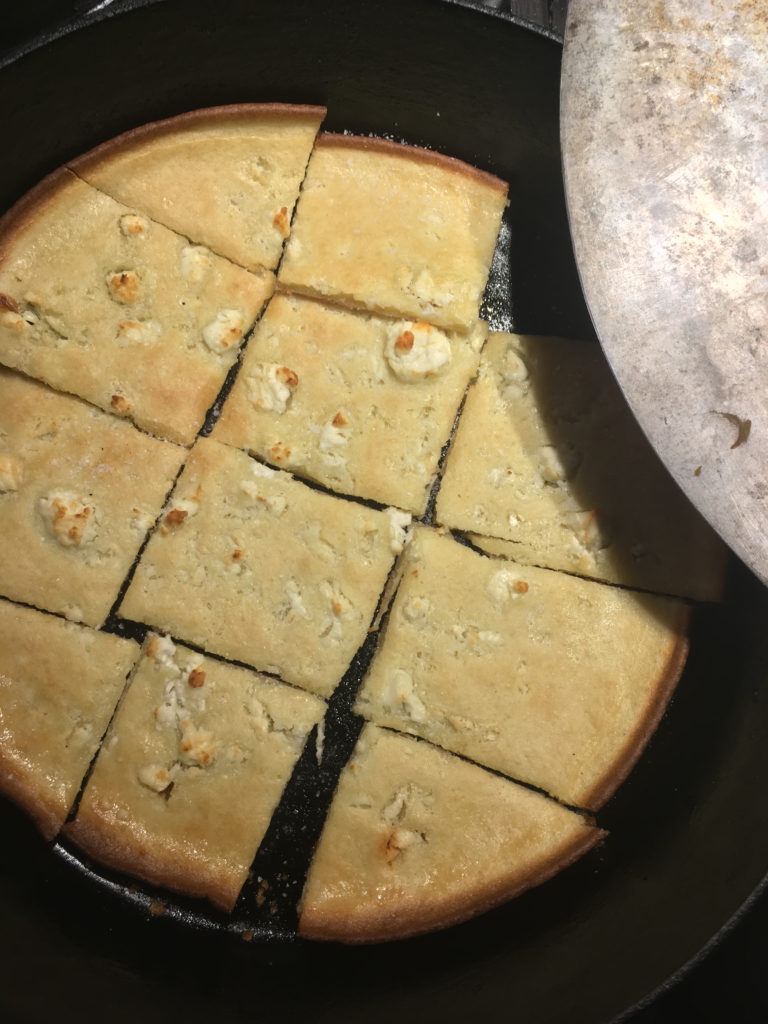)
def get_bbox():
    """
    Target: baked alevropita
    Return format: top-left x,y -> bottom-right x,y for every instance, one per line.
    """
70,104 -> 326,274
0,597 -> 138,840
436,332 -> 726,600
299,724 -> 602,942
213,292 -> 486,513
0,170 -> 274,445
355,526 -> 689,811
278,134 -> 508,332
66,634 -> 324,910
120,436 -> 409,697
0,367 -> 184,627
